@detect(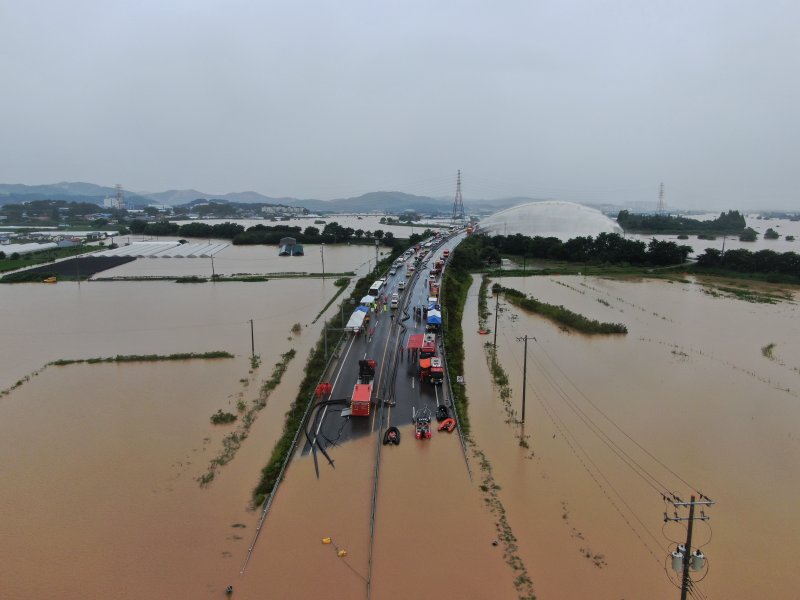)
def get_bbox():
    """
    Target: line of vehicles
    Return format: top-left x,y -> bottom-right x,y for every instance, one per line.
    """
338,232 -> 459,444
